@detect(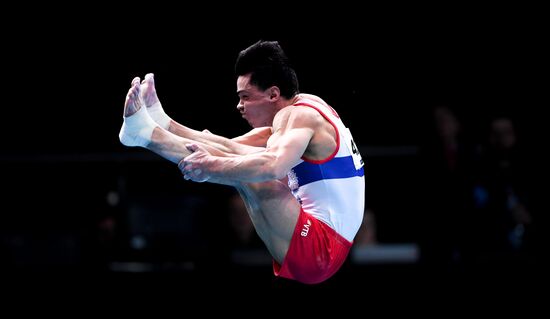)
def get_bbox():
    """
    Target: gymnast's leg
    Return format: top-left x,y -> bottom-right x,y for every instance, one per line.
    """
139,73 -> 262,155
119,79 -> 236,163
